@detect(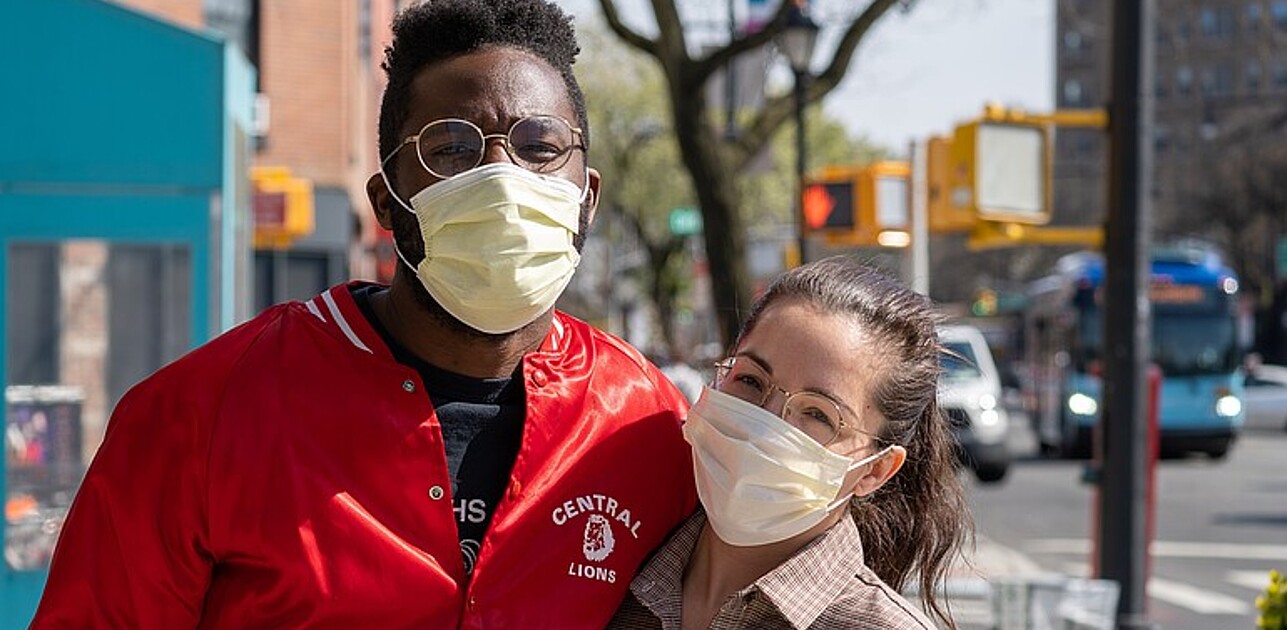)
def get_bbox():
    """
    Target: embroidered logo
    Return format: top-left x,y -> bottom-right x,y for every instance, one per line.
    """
553,493 -> 643,584
582,514 -> 615,562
